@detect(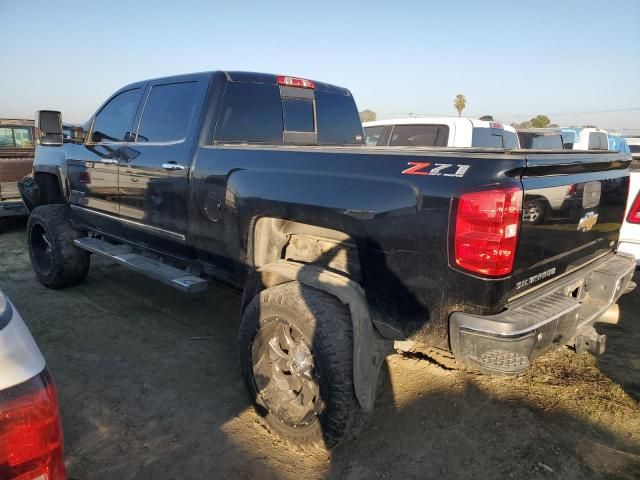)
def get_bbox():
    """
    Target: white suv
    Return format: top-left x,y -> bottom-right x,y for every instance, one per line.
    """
363,117 -> 520,148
